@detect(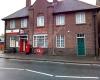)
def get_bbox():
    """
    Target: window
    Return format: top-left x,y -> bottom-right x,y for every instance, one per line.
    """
10,20 -> 15,29
37,16 -> 44,27
56,15 -> 65,25
10,37 -> 16,47
21,19 -> 27,28
76,12 -> 86,24
56,35 -> 65,48
33,34 -> 48,48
